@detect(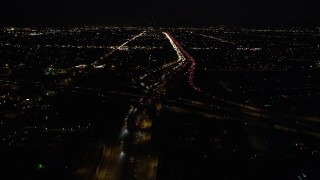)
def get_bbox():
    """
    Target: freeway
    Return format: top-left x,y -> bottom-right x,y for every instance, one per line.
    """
138,32 -> 187,94
161,32 -> 265,113
93,144 -> 125,180
139,32 -> 203,93
92,105 -> 135,180
138,31 -> 261,115
163,32 -> 202,93
91,102 -> 158,180
138,31 -> 202,94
